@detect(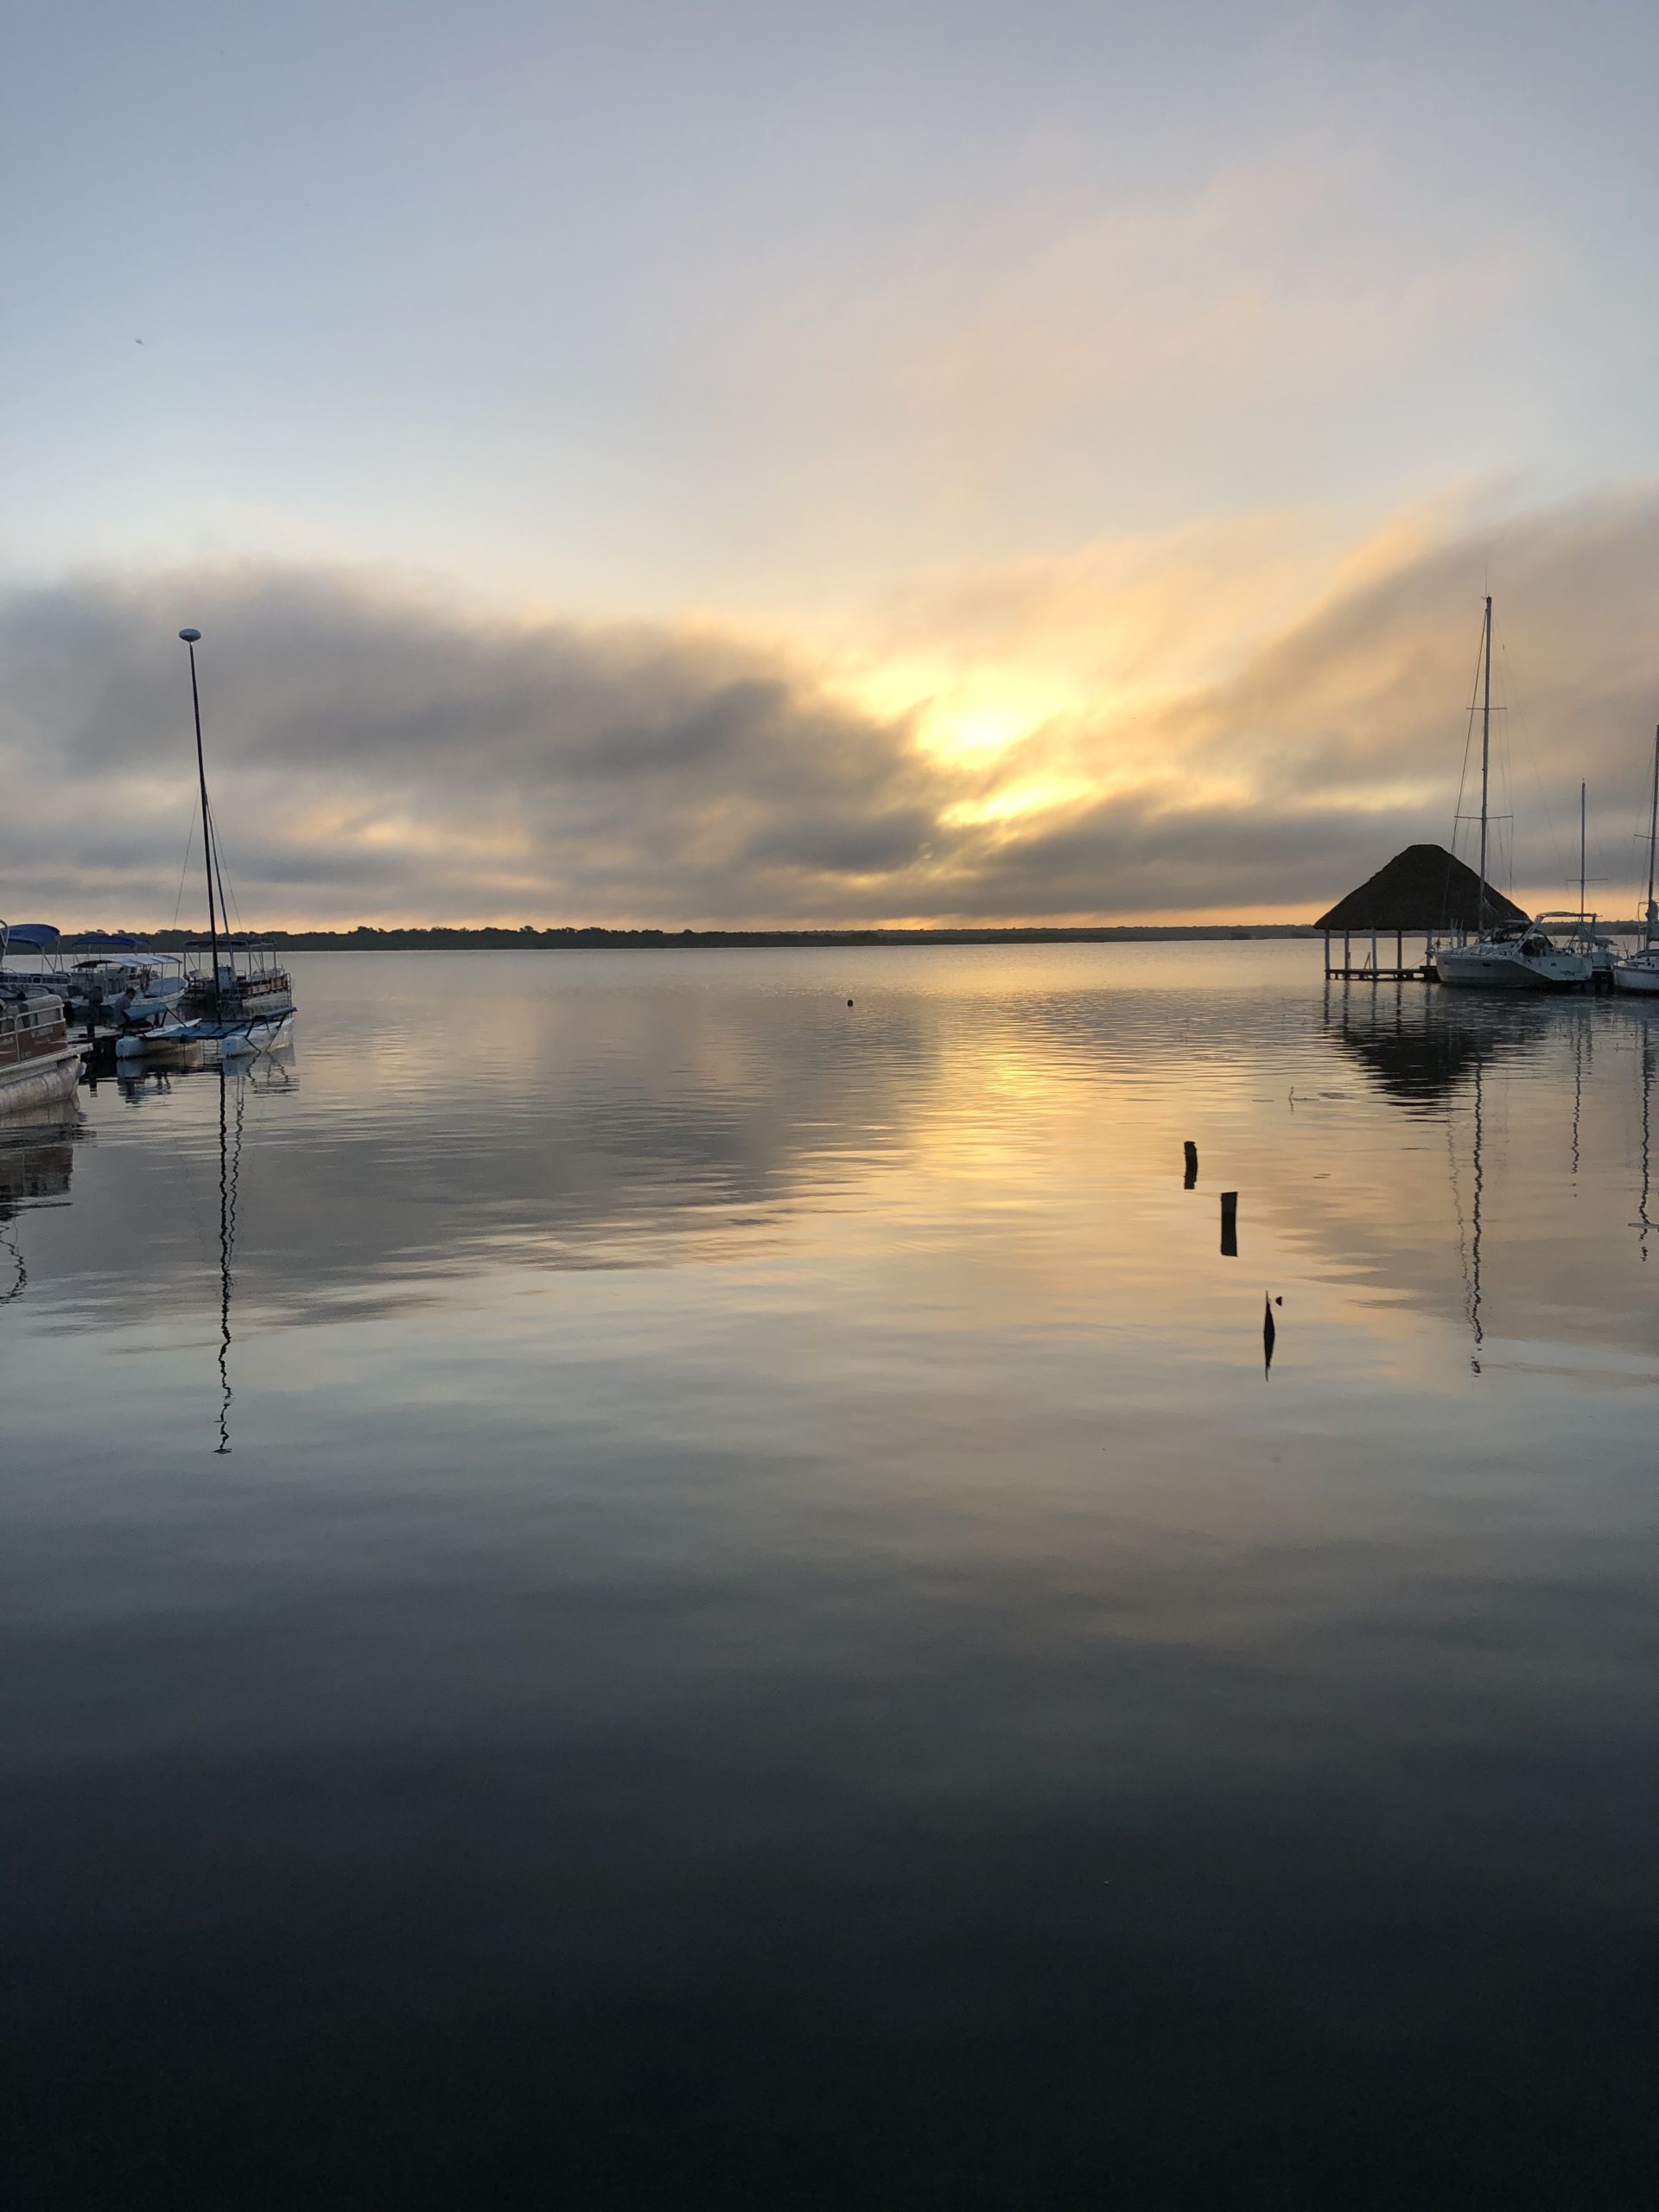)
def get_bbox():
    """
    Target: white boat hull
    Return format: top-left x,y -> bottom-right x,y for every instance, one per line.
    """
215,1012 -> 296,1058
117,983 -> 185,1023
0,1047 -> 82,1116
1435,944 -> 1592,991
115,1020 -> 188,1061
1613,960 -> 1659,995
117,1011 -> 295,1066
